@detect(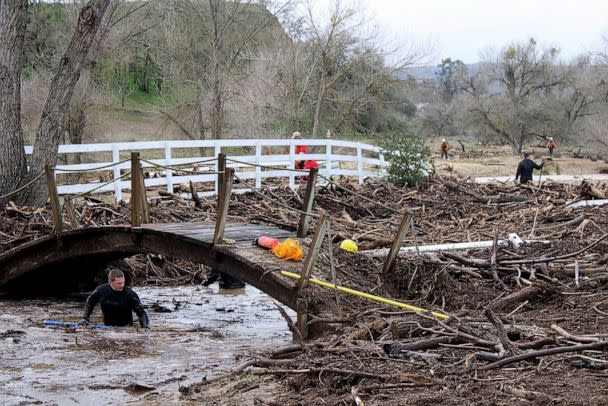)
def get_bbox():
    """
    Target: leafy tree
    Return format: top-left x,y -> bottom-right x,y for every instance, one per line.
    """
436,57 -> 466,100
379,123 -> 432,187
